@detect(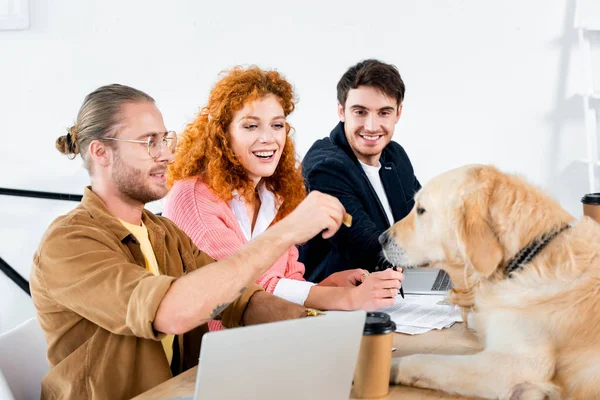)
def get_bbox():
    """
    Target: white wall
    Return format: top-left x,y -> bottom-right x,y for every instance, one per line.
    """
0,0 -> 598,333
